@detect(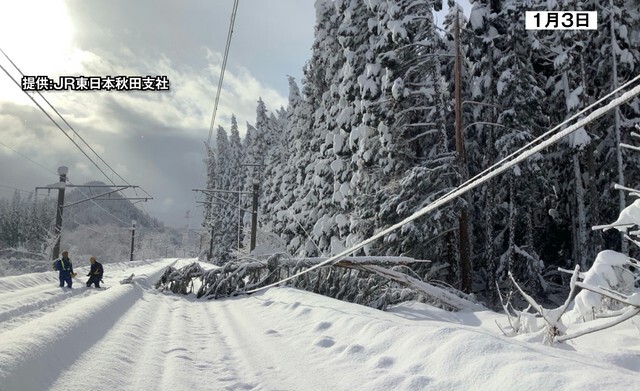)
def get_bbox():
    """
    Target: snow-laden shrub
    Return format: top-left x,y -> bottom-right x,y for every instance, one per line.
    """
155,262 -> 205,294
574,250 -> 635,320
